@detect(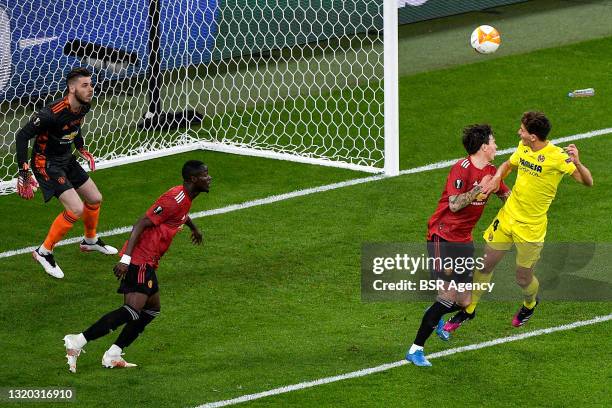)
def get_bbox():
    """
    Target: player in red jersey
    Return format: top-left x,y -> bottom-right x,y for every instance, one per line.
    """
62,160 -> 211,372
406,124 -> 510,367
